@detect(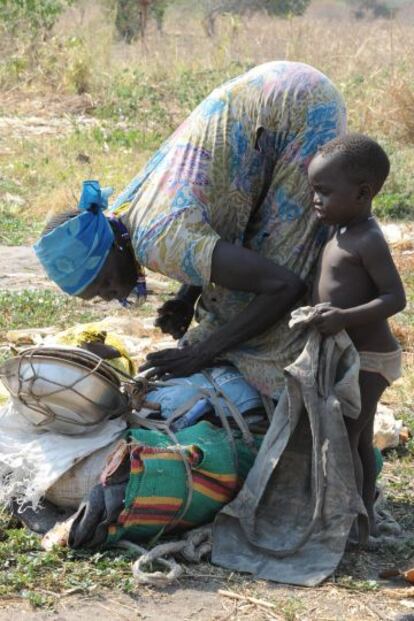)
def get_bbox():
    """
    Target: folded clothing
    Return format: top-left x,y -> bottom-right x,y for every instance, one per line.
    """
145,365 -> 263,420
